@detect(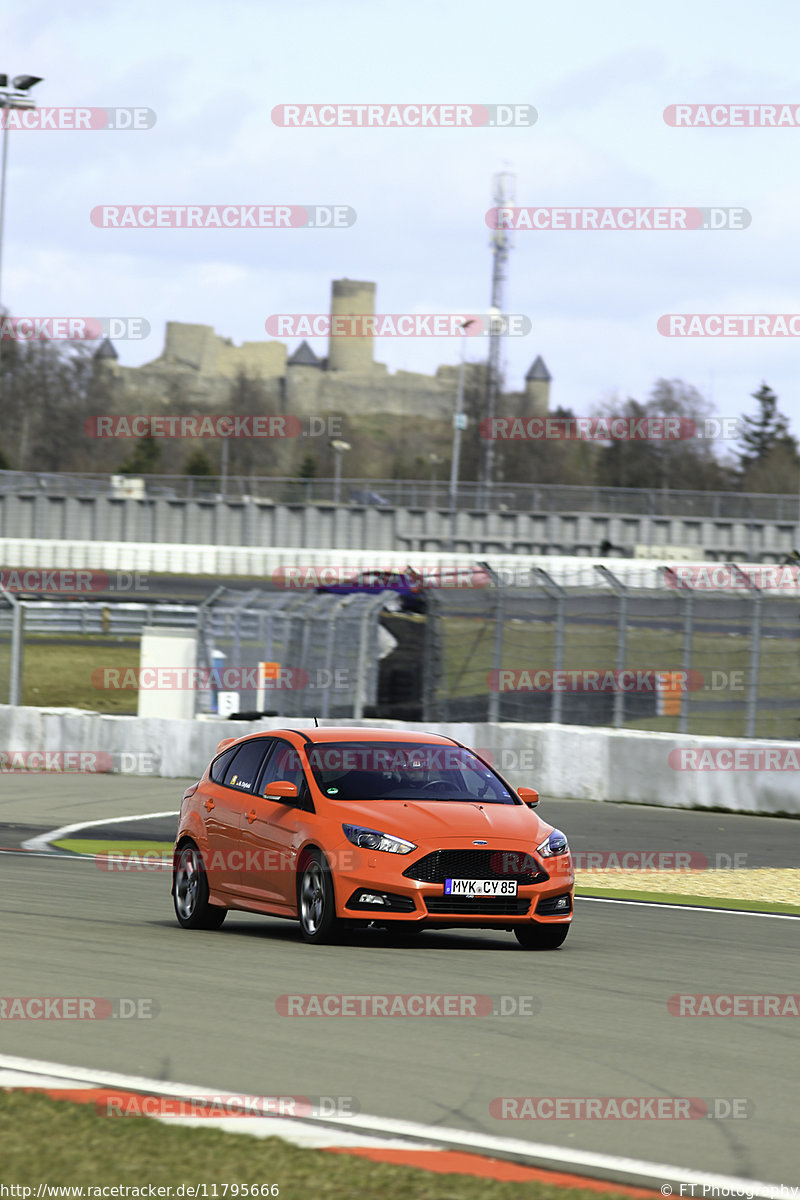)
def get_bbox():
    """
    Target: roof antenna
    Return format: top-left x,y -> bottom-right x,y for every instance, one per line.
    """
313,716 -> 319,727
